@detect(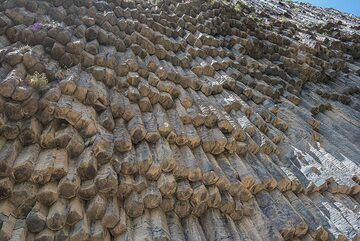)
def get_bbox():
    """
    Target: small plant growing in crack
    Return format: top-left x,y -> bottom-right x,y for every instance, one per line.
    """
54,67 -> 68,81
28,72 -> 48,89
